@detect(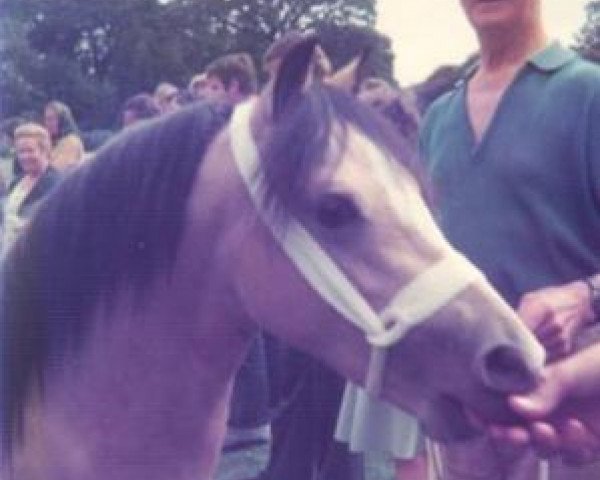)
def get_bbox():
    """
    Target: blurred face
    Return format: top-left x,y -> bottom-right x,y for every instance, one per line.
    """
203,75 -> 229,103
156,88 -> 180,114
43,107 -> 60,138
191,77 -> 209,100
459,0 -> 541,32
15,136 -> 50,176
164,92 -> 180,113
